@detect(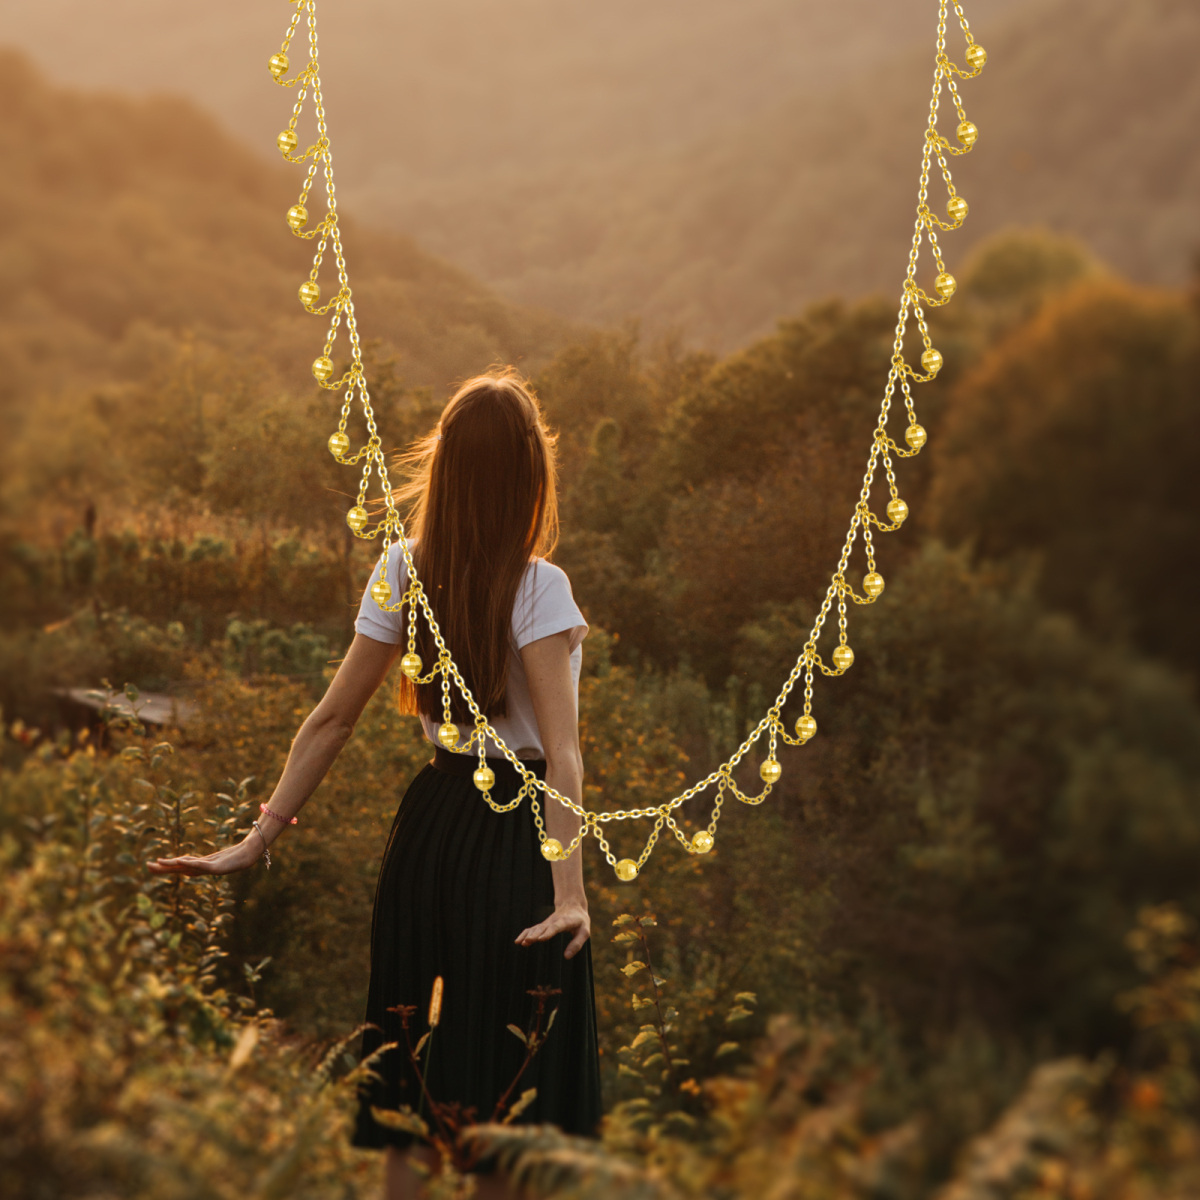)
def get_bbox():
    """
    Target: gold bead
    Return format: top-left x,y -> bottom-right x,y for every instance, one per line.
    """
905,424 -> 927,450
886,497 -> 909,524
299,280 -> 321,307
437,722 -> 460,750
286,204 -> 308,231
956,120 -> 979,148
268,52 -> 290,79
947,195 -> 969,222
401,652 -> 423,680
691,830 -> 714,854
277,129 -> 298,155
473,766 -> 495,792
541,838 -> 564,862
370,578 -> 392,606
795,714 -> 817,741
832,644 -> 855,671
615,858 -> 639,882
921,347 -> 943,375
966,43 -> 988,70
312,355 -> 334,383
346,505 -> 369,533
935,272 -> 957,299
760,758 -> 782,785
328,430 -> 349,457
863,571 -> 885,598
